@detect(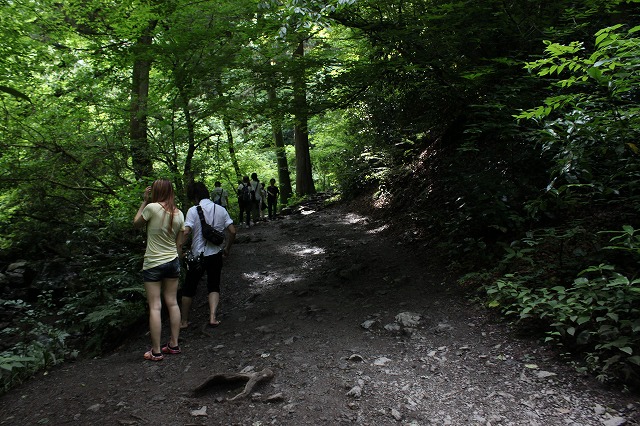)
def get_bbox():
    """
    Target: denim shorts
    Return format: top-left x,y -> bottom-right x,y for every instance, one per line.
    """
142,257 -> 180,282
